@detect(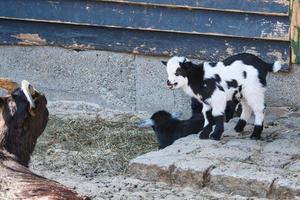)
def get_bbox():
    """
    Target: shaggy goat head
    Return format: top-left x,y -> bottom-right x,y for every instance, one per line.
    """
0,79 -> 49,166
